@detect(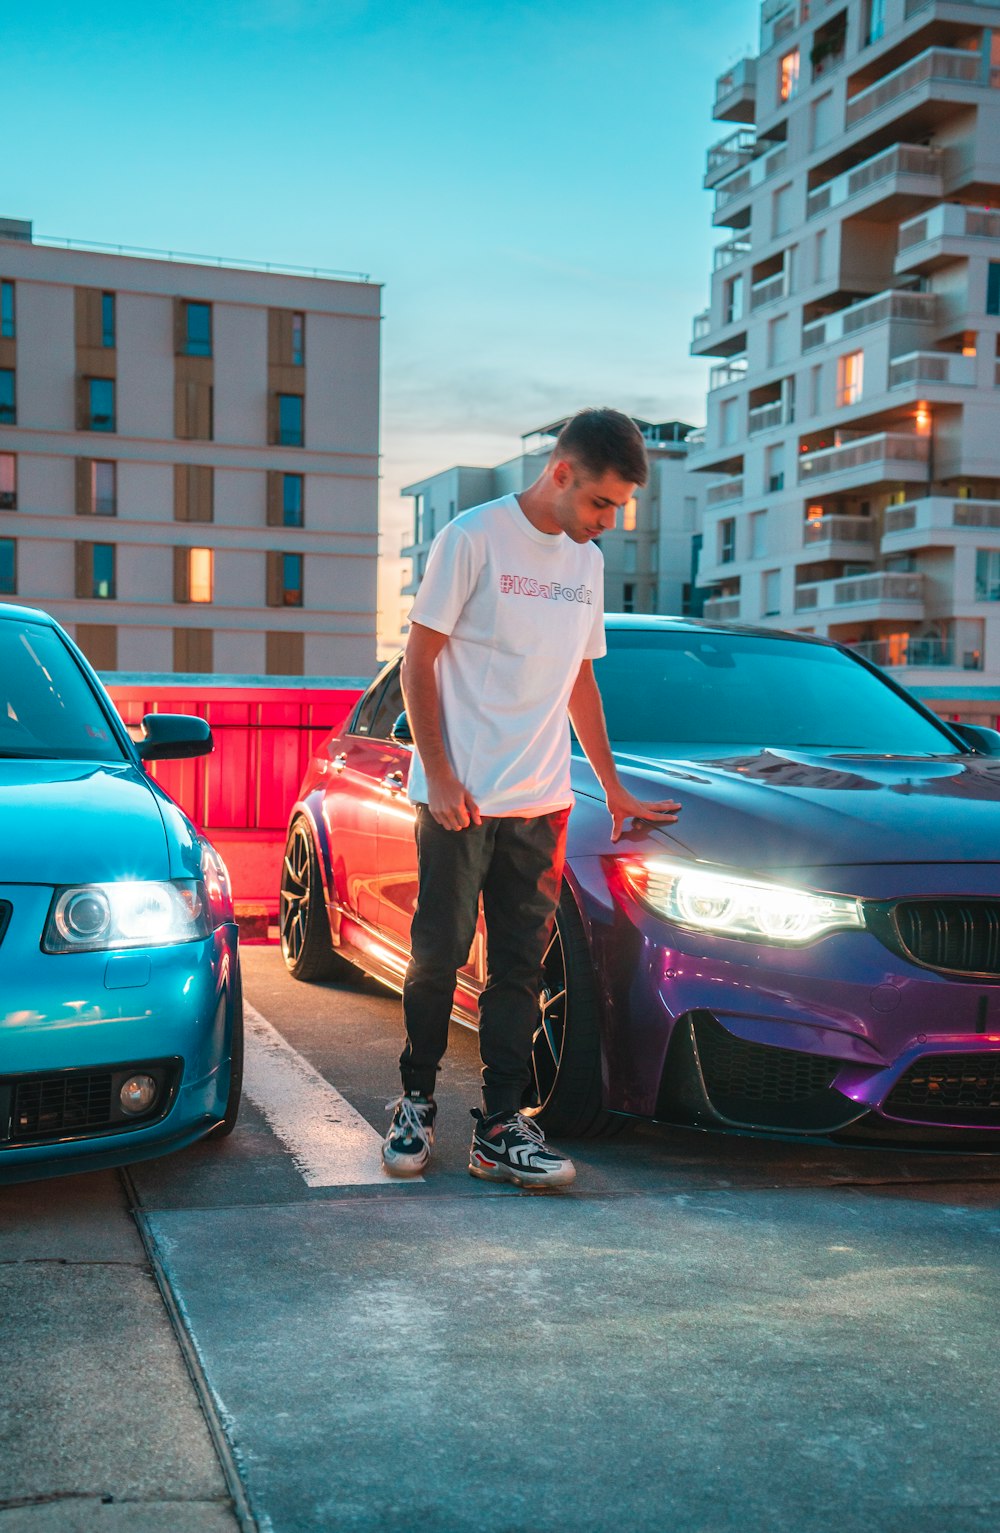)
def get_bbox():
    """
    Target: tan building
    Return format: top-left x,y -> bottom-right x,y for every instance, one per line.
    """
0,218 -> 380,679
401,418 -> 704,621
690,0 -> 1000,723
